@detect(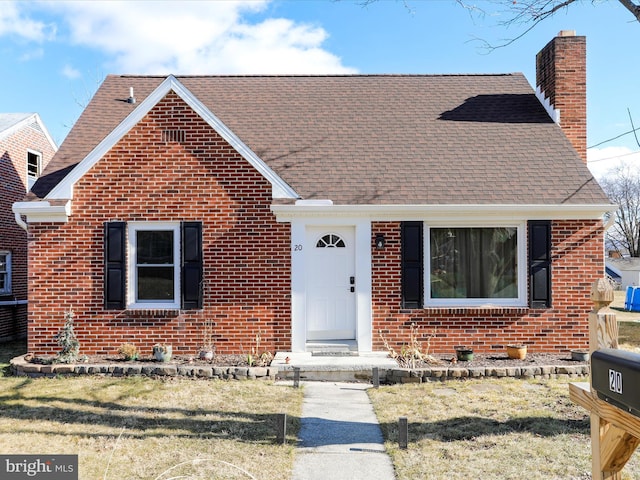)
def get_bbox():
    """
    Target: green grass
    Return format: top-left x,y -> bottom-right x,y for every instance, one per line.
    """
369,377 -> 640,480
0,375 -> 303,479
